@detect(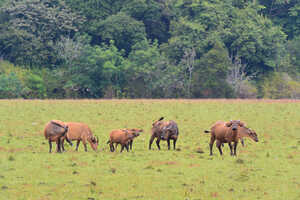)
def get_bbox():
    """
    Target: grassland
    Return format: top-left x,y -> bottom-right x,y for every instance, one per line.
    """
0,99 -> 299,200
